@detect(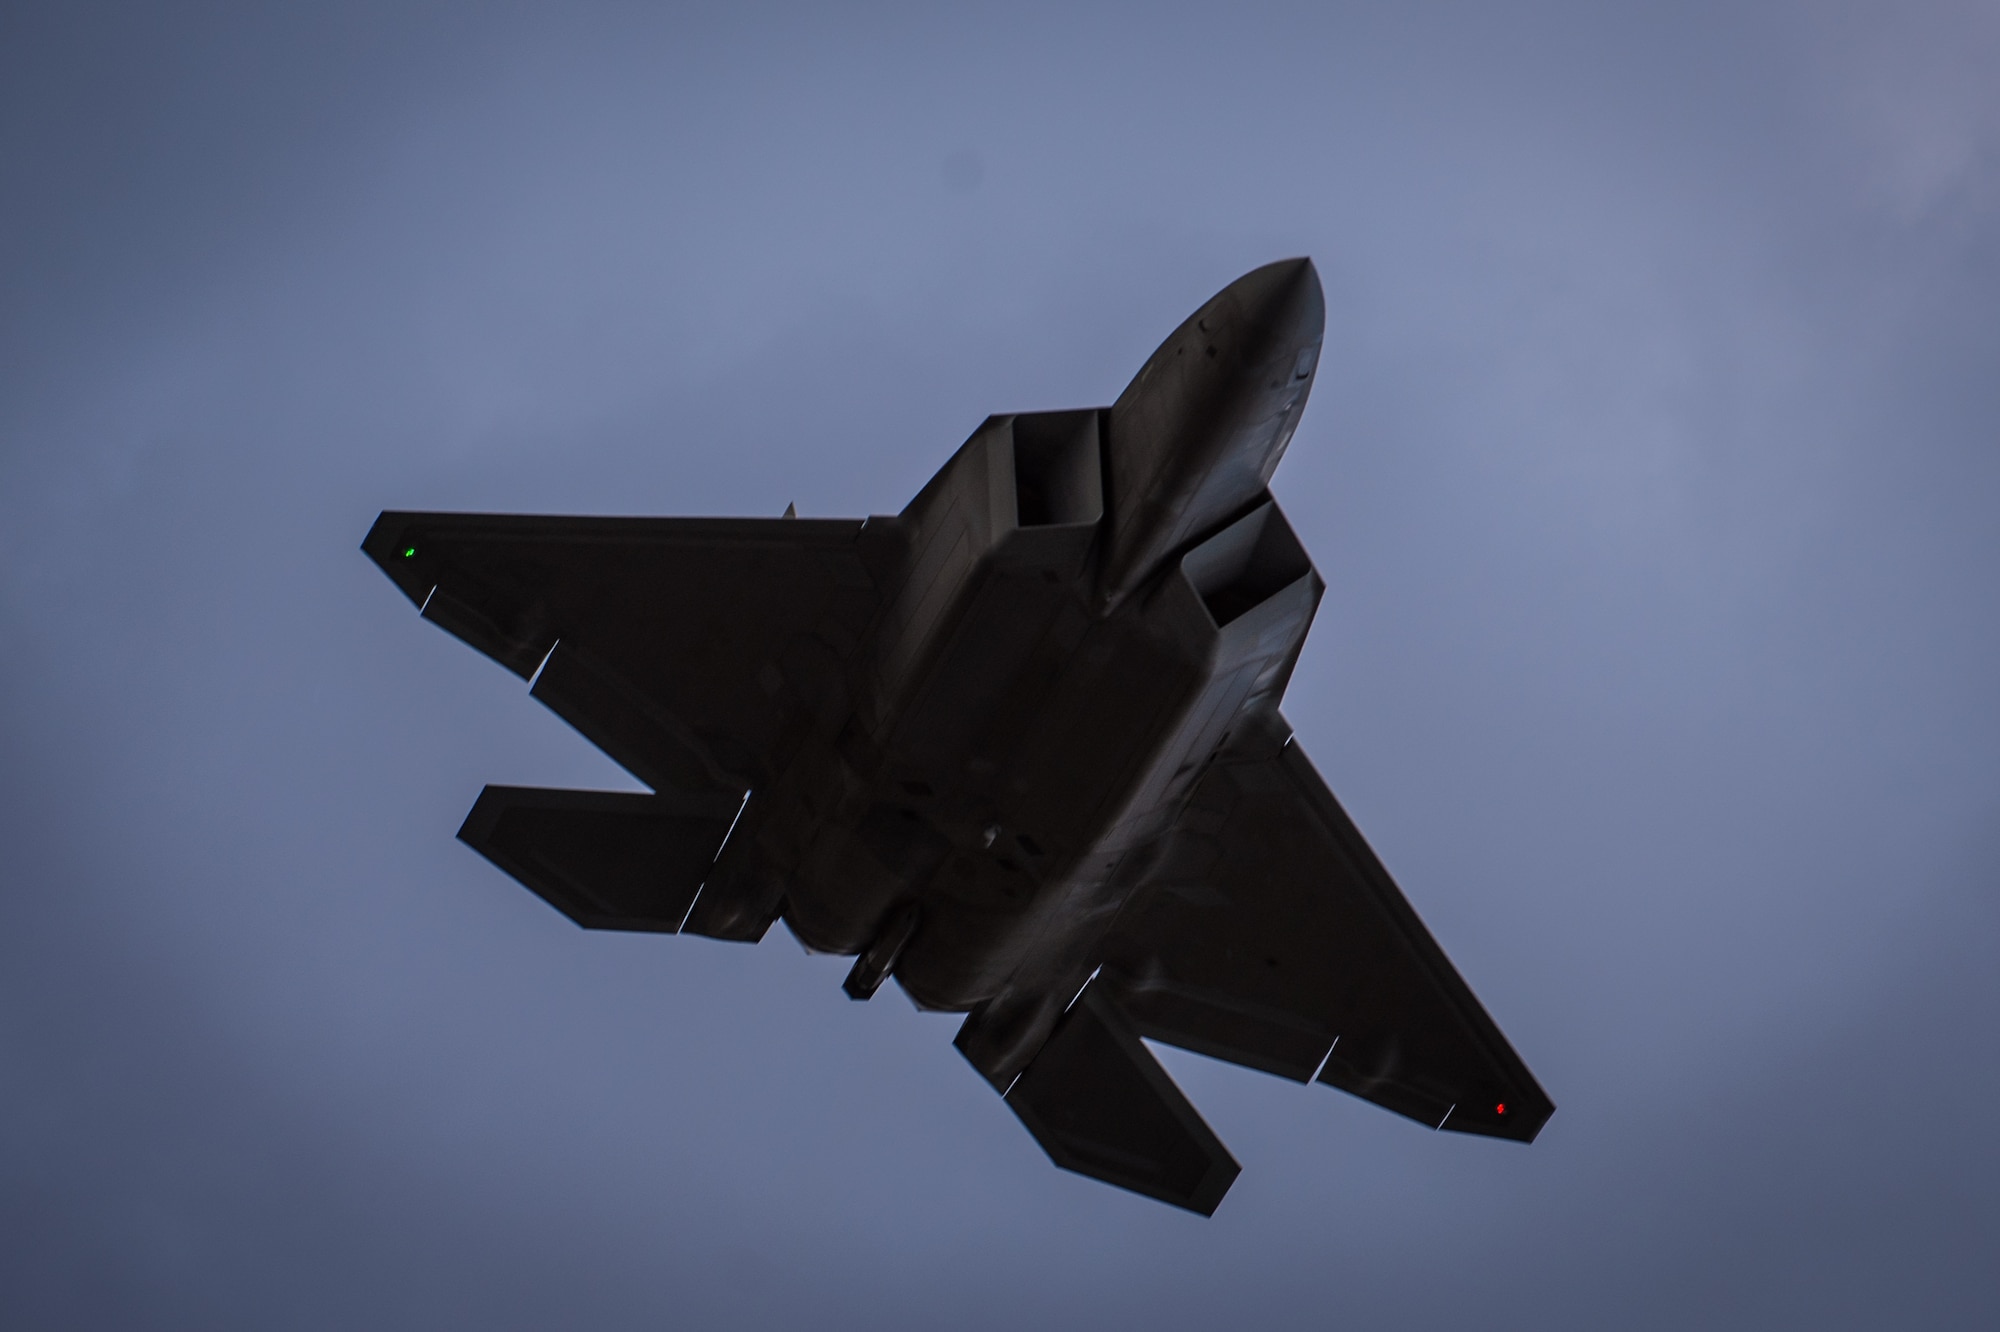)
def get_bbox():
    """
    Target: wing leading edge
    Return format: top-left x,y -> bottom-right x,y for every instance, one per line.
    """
1099,718 -> 1554,1142
363,510 -> 889,794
